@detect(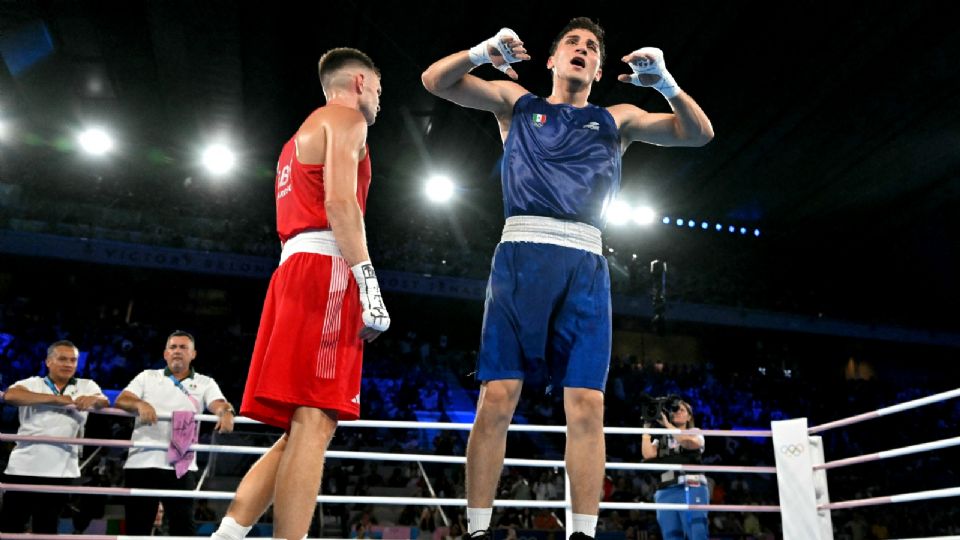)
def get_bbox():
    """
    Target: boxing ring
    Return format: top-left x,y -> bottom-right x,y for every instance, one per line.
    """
2,386 -> 959,539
